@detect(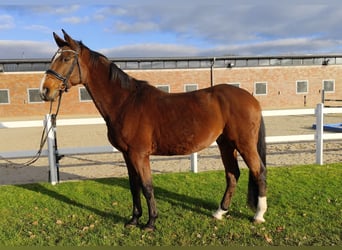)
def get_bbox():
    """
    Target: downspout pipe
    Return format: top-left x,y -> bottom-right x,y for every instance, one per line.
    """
210,57 -> 216,87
